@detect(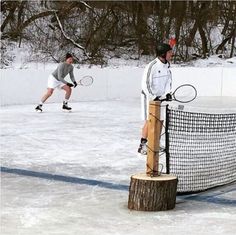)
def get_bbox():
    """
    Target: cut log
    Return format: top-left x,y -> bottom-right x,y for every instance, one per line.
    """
128,173 -> 178,211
